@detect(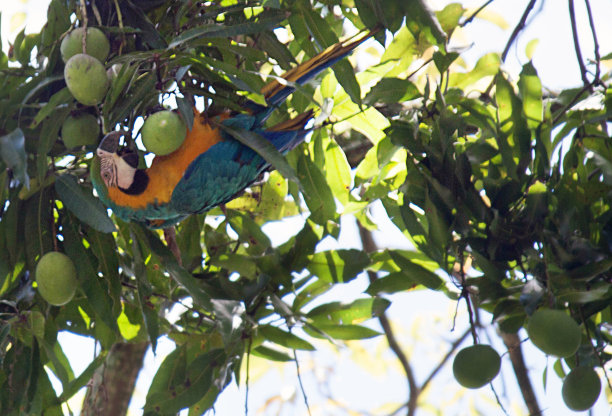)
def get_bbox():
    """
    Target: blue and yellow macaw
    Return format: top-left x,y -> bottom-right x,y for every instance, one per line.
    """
92,31 -> 372,228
